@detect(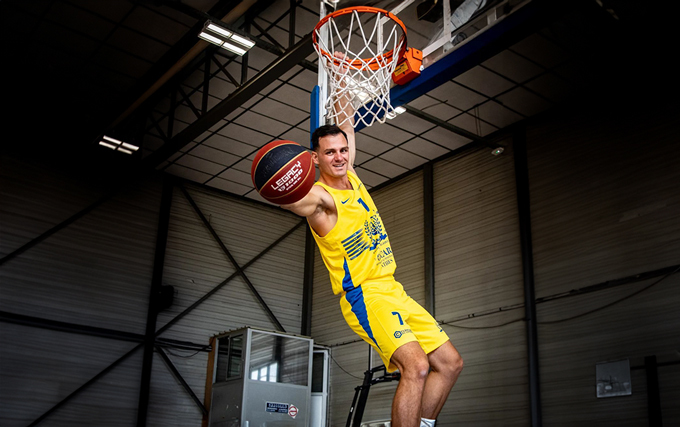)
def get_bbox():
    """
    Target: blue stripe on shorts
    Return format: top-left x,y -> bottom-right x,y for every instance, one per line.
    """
342,259 -> 380,351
